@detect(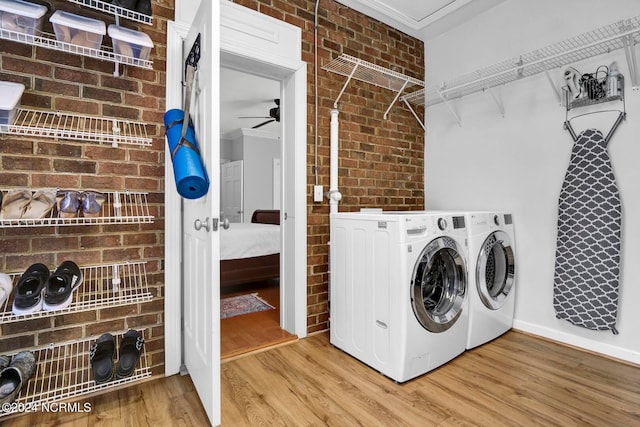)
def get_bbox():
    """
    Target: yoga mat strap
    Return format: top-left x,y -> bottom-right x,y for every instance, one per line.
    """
171,135 -> 201,160
165,116 -> 201,160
